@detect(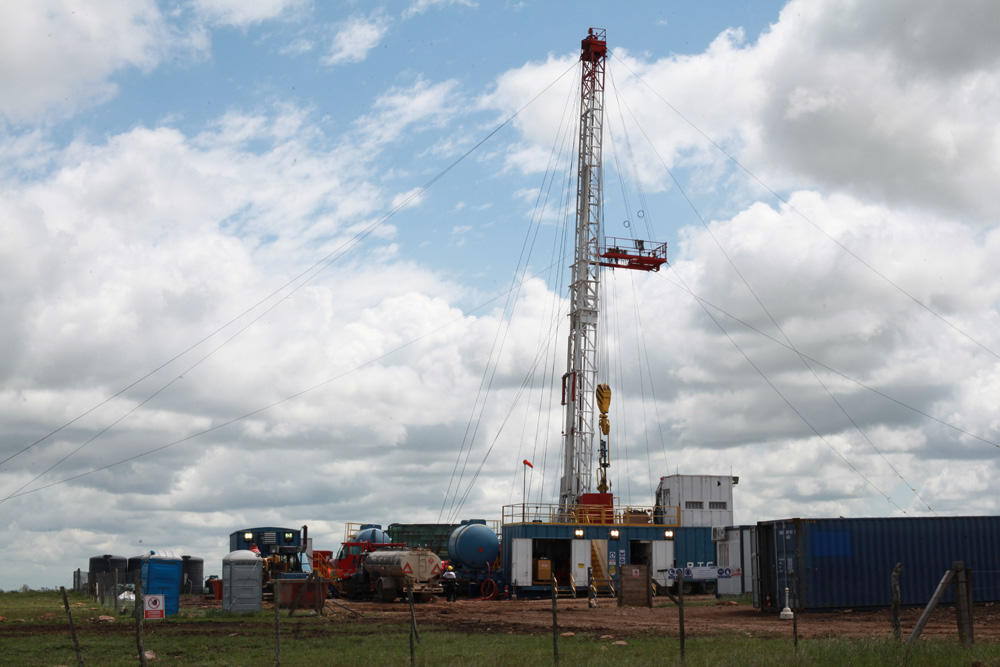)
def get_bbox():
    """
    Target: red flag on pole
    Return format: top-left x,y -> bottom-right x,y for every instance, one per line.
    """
523,459 -> 533,468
